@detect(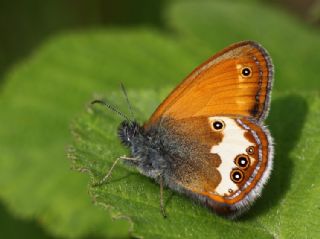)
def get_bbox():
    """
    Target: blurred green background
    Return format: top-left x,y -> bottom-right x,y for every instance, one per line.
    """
0,0 -> 319,238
